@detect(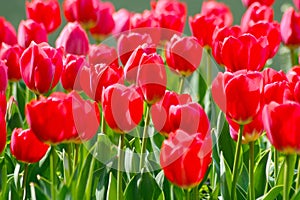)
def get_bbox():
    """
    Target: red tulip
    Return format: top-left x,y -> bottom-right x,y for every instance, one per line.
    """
63,0 -> 99,29
26,0 -> 61,33
189,14 -> 224,48
151,91 -> 192,136
0,93 -> 6,119
26,91 -> 100,144
0,109 -> 6,154
61,54 -> 86,91
228,111 -> 263,144
10,128 -> 49,163
0,17 -> 17,45
294,0 -> 300,11
263,101 -> 300,154
0,43 -> 23,81
117,32 -> 154,65
102,84 -> 143,133
151,0 -> 187,35
242,0 -> 275,7
56,22 -> 89,56
112,9 -> 131,36
124,44 -> 156,83
201,0 -> 233,27
247,21 -> 281,59
0,60 -> 8,93
218,33 -> 268,72
212,70 -> 264,124
137,53 -> 167,104
281,7 -> 300,47
80,63 -> 123,102
17,19 -> 48,49
90,2 -> 115,41
169,102 -> 210,138
165,35 -> 202,77
20,42 -> 63,94
89,44 -> 118,67
241,2 -> 274,32
160,130 -> 212,189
